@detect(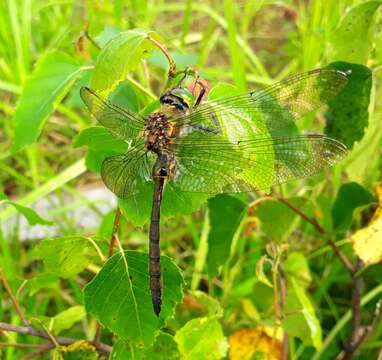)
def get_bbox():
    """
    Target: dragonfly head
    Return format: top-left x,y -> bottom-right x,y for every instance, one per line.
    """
159,87 -> 194,111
